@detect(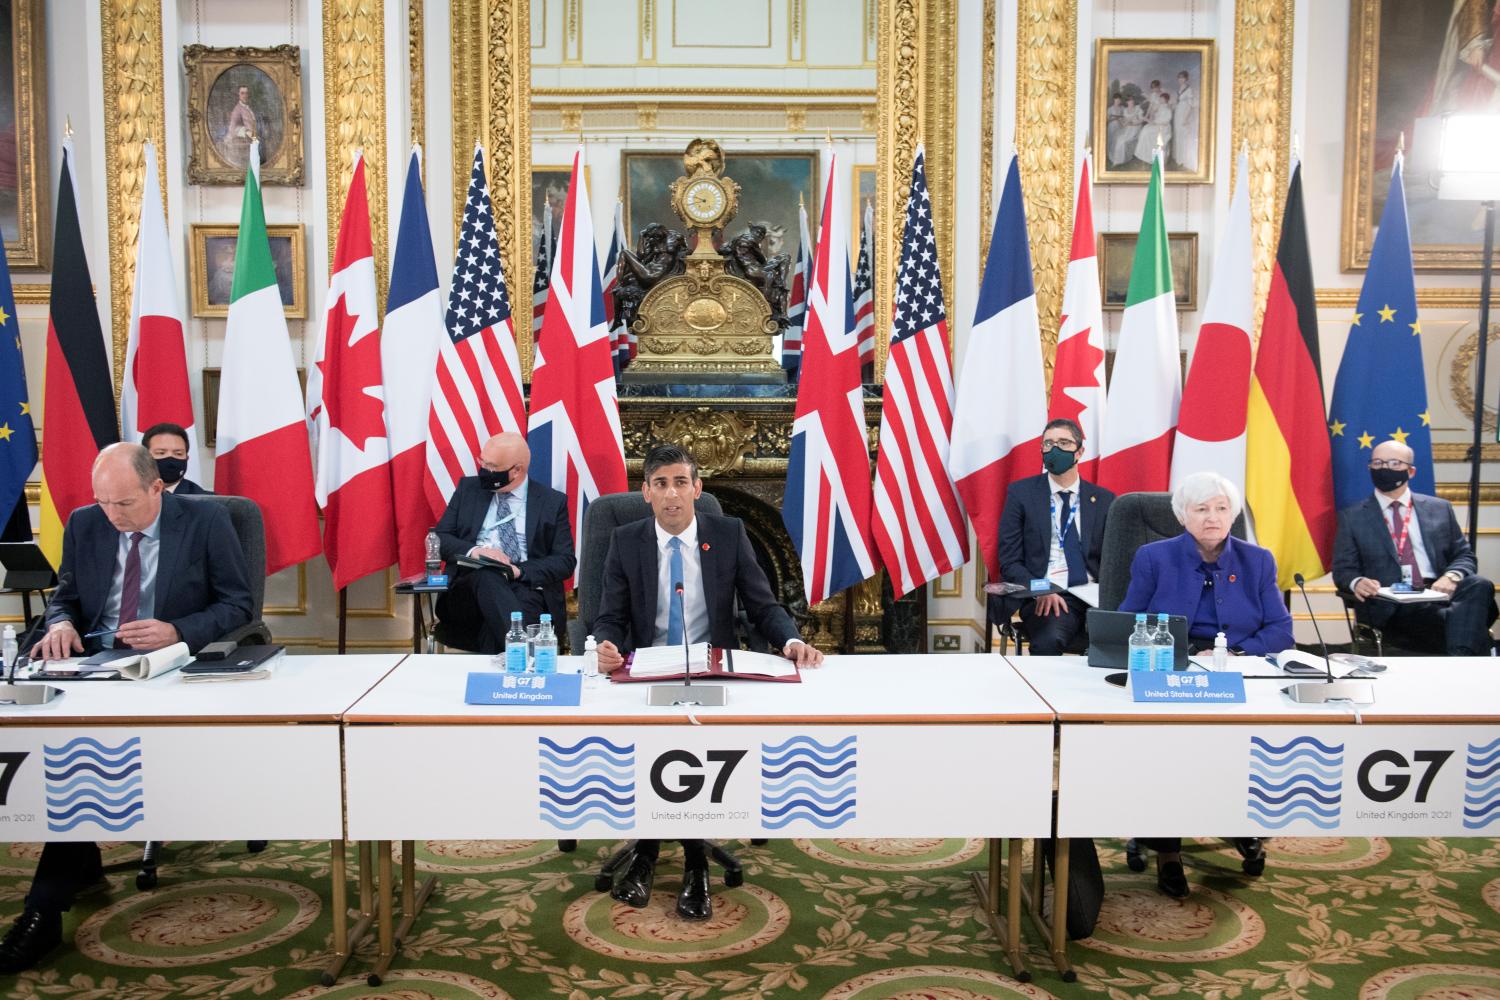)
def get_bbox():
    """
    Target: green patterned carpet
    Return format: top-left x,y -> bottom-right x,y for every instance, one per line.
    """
2,836 -> 1500,999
